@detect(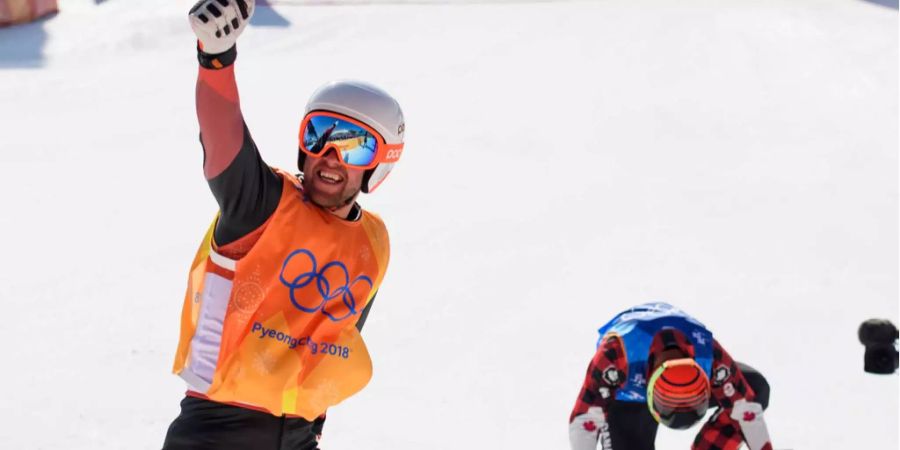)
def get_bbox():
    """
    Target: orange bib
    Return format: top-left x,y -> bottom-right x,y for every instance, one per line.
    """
172,172 -> 389,419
